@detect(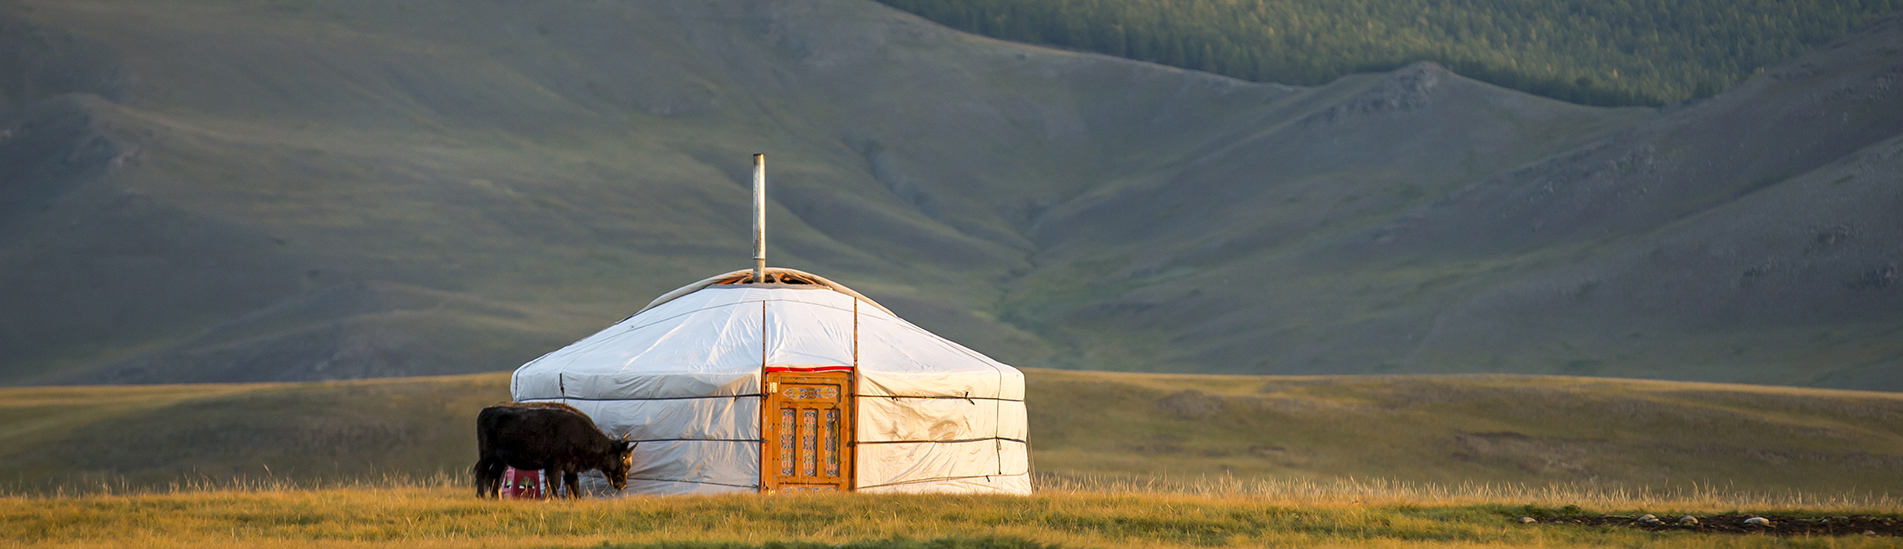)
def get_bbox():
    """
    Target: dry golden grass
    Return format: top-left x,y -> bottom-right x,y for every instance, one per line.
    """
2,474 -> 1898,549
